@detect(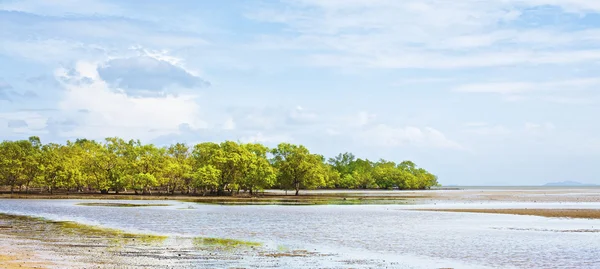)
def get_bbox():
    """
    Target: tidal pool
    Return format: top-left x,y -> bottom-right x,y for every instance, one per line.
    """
0,199 -> 598,268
